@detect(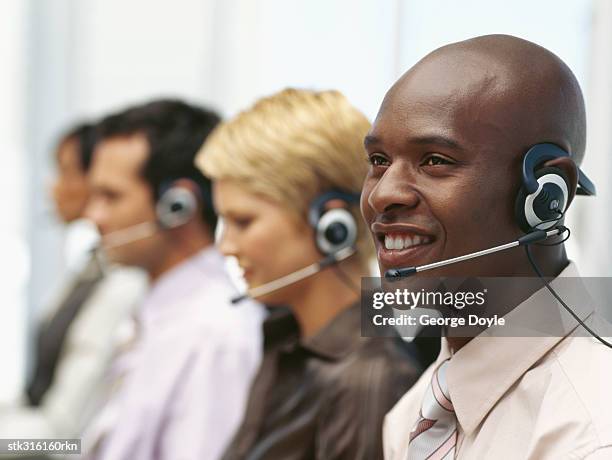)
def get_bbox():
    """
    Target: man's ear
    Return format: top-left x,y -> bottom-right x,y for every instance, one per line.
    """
542,157 -> 579,207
